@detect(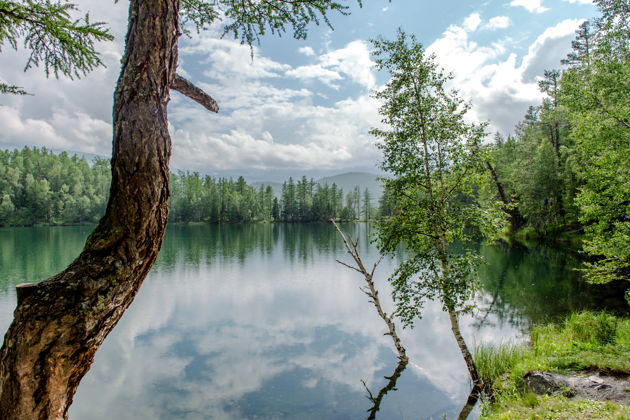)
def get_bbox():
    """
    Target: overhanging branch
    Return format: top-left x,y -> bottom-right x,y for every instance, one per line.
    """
171,73 -> 219,113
